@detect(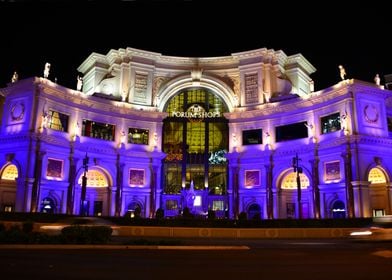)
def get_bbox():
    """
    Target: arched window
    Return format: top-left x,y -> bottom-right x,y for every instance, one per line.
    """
281,172 -> 309,189
368,167 -> 387,184
78,169 -> 108,187
332,200 -> 345,219
247,203 -> 261,220
1,164 -> 18,180
40,197 -> 56,214
127,202 -> 142,218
